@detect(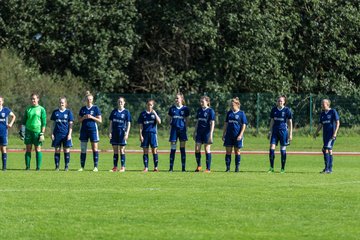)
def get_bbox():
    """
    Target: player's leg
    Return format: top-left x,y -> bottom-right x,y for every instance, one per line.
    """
24,130 -> 34,170
204,144 -> 211,172
225,146 -> 233,172
111,145 -> 119,172
54,147 -> 61,171
79,141 -> 87,171
91,141 -> 99,171
194,142 -> 202,172
143,147 -> 149,172
0,145 -> 6,171
63,137 -> 72,171
179,130 -> 188,172
279,130 -> 288,173
152,147 -> 159,172
119,146 -> 126,172
327,138 -> 335,173
268,132 -> 277,172
234,147 -> 241,172
169,128 -> 177,172
35,144 -> 42,171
